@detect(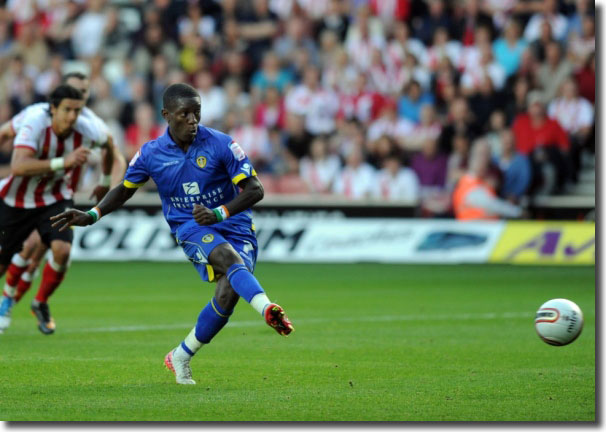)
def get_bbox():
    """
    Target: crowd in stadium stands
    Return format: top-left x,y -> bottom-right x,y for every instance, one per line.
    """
0,0 -> 595,217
